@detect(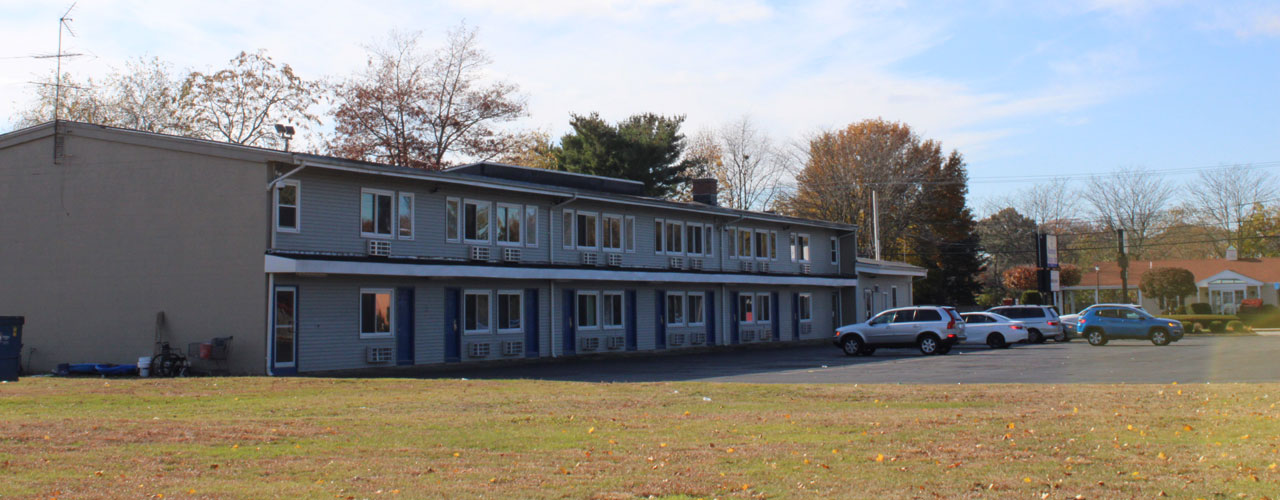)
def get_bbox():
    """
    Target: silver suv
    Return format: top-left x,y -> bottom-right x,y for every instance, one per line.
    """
834,306 -> 967,356
986,305 -> 1064,343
